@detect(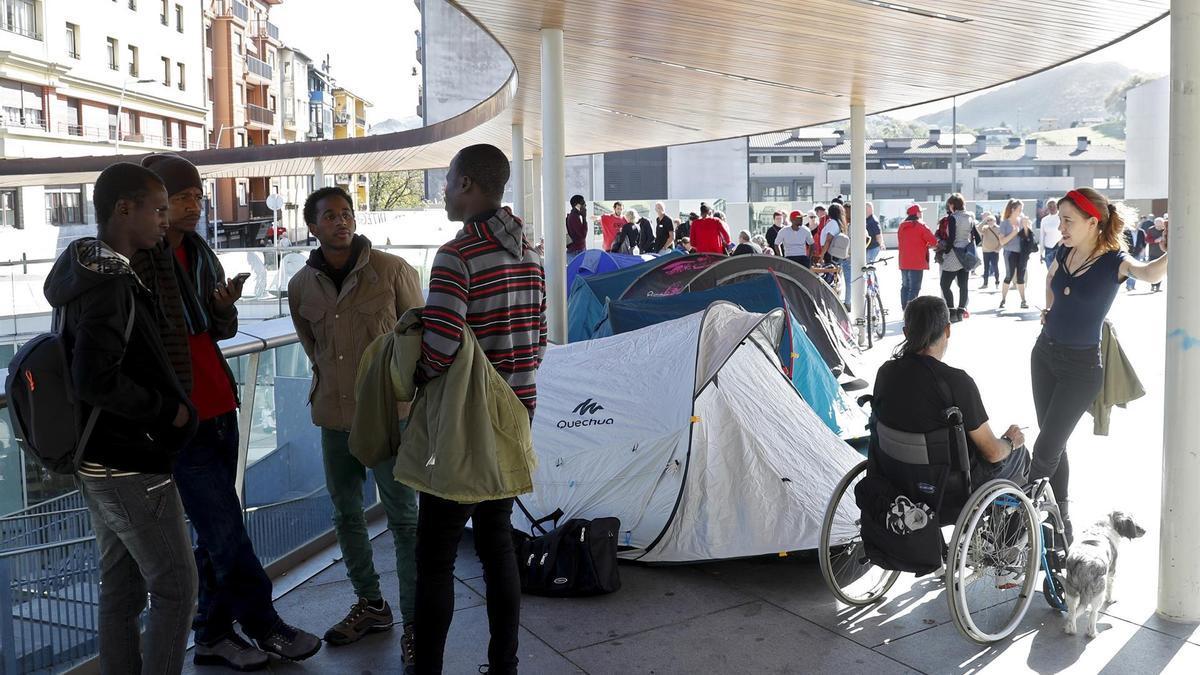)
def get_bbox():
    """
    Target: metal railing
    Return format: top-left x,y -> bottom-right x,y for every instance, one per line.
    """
0,317 -> 382,672
254,20 -> 279,41
246,103 -> 274,126
246,54 -> 273,80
